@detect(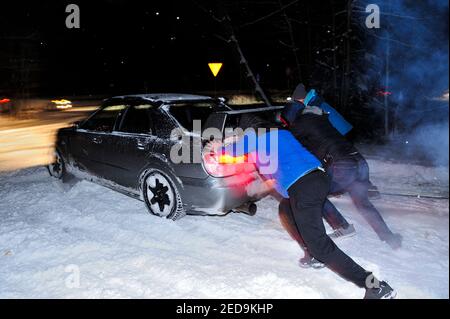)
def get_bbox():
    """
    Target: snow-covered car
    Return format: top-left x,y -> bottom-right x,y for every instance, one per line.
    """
48,94 -> 267,220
